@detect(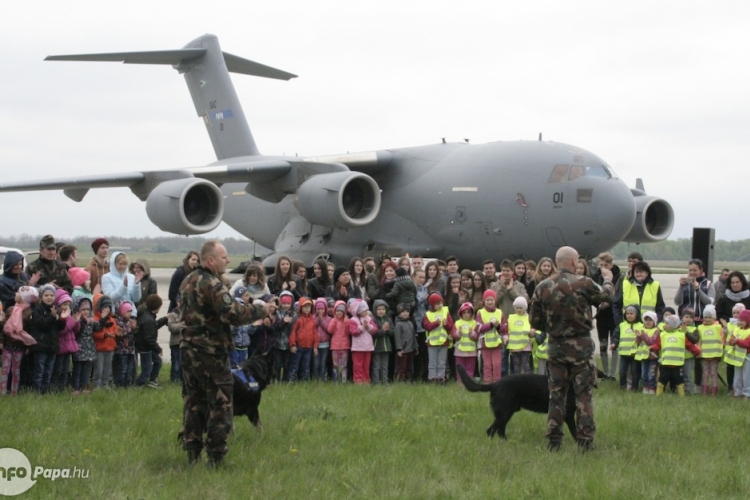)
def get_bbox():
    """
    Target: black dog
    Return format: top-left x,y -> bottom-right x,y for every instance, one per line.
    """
456,365 -> 577,440
177,354 -> 271,442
